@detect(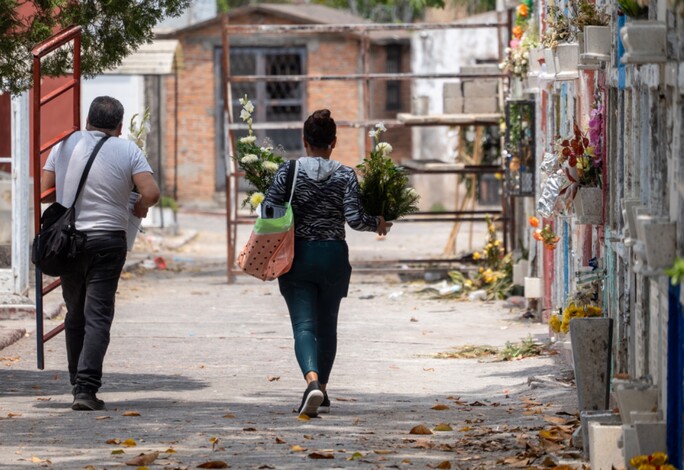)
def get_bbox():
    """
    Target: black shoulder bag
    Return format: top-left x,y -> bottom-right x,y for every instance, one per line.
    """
31,136 -> 110,276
